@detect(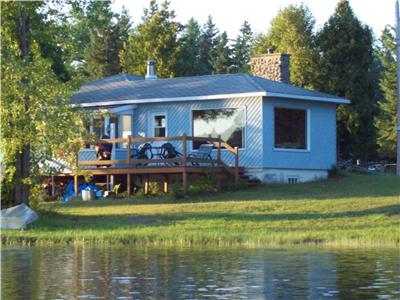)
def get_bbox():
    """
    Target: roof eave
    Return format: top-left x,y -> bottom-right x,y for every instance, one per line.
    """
70,91 -> 267,107
266,92 -> 350,104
